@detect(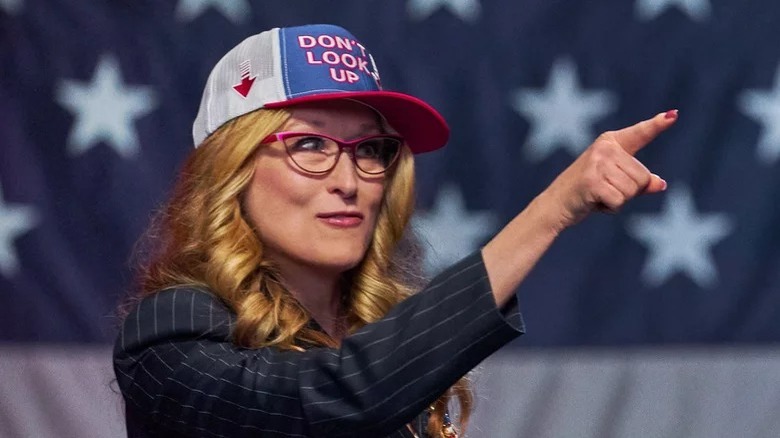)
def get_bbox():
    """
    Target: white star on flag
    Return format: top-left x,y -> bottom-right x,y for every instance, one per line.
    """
626,185 -> 733,289
175,0 -> 251,24
412,184 -> 498,275
407,0 -> 481,22
738,64 -> 780,165
55,55 -> 157,159
0,183 -> 39,277
636,0 -> 712,21
0,0 -> 22,14
511,58 -> 617,161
